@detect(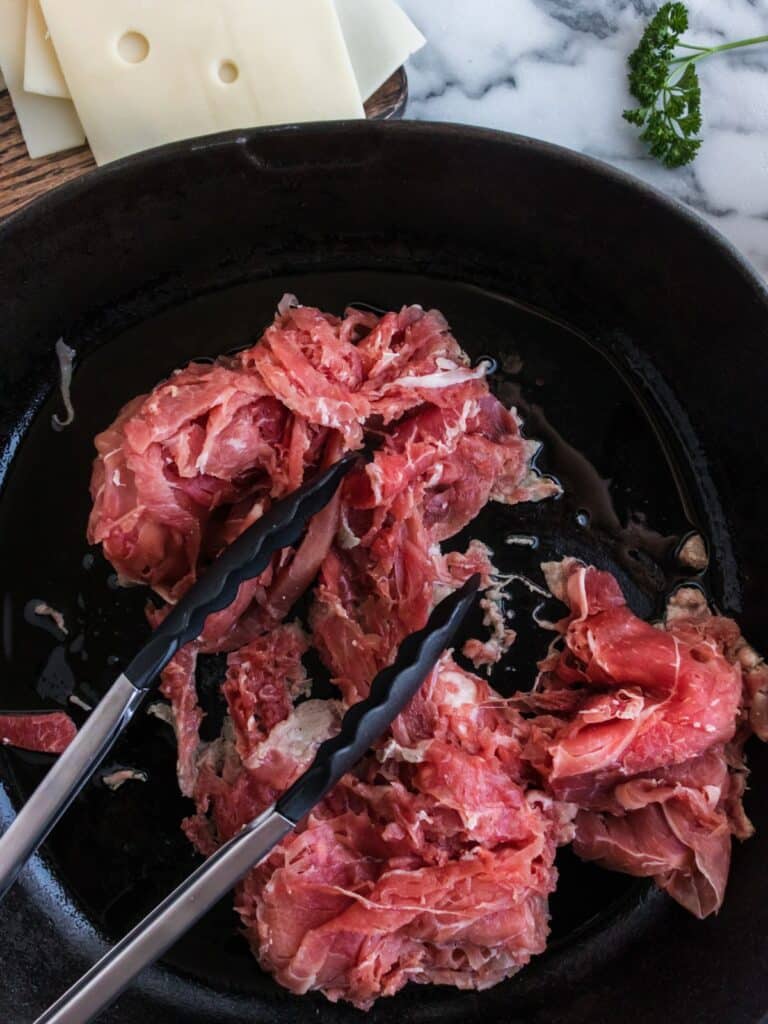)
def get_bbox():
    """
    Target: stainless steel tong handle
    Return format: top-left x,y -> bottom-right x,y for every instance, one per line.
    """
34,805 -> 293,1024
32,576 -> 479,1023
